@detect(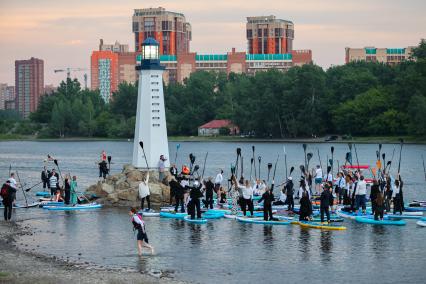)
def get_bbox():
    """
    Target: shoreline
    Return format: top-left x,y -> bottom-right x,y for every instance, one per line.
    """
0,136 -> 425,144
0,220 -> 183,283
